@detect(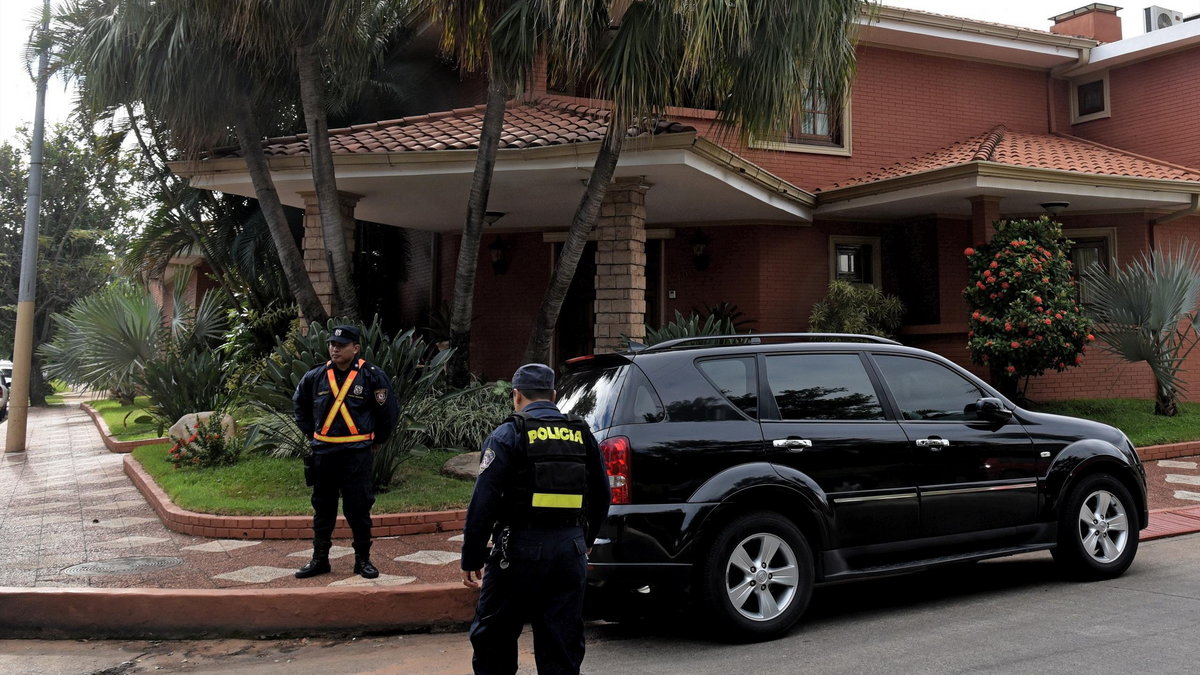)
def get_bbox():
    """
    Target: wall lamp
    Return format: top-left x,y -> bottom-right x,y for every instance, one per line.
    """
489,236 -> 510,275
690,229 -> 711,271
1040,201 -> 1070,216
483,211 -> 506,226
